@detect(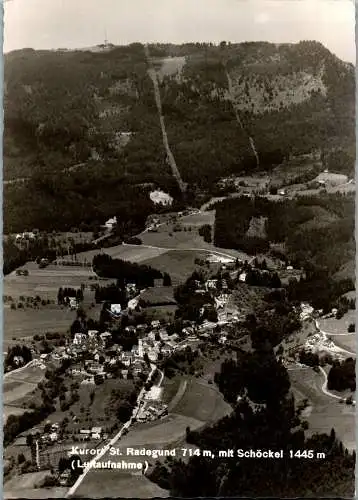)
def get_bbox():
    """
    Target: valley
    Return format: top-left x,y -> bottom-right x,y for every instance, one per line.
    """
3,39 -> 355,500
